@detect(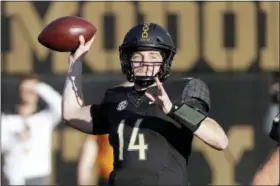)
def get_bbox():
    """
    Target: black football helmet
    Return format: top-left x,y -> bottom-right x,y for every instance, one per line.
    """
119,23 -> 176,87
